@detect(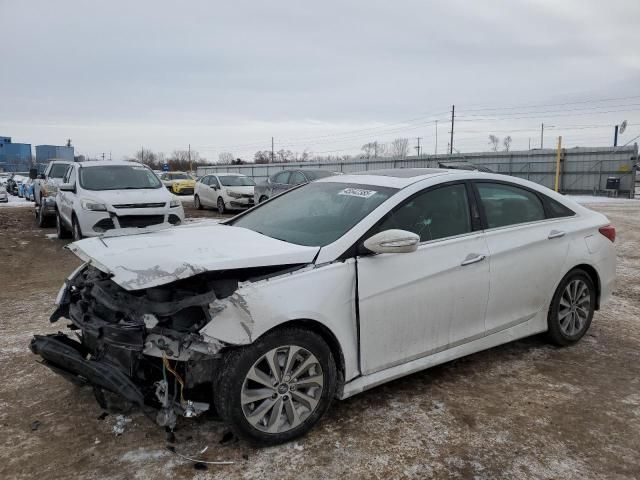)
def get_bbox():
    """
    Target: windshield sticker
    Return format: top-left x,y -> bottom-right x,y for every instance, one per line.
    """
338,187 -> 377,199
